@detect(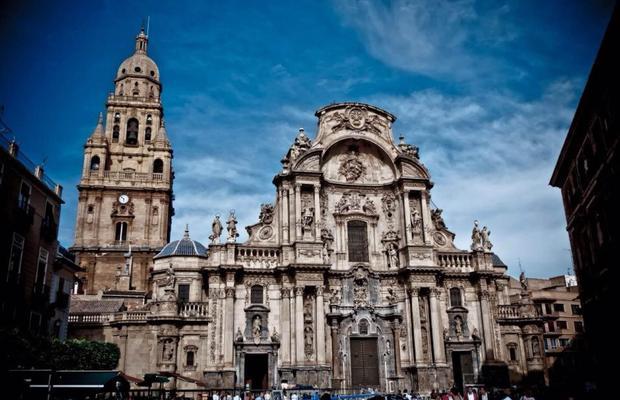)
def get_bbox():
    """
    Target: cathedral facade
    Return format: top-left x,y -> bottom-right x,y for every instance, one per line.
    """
70,30 -> 546,394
